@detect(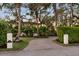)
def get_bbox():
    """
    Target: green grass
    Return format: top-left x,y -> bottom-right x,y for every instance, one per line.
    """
13,37 -> 30,50
0,37 -> 30,51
